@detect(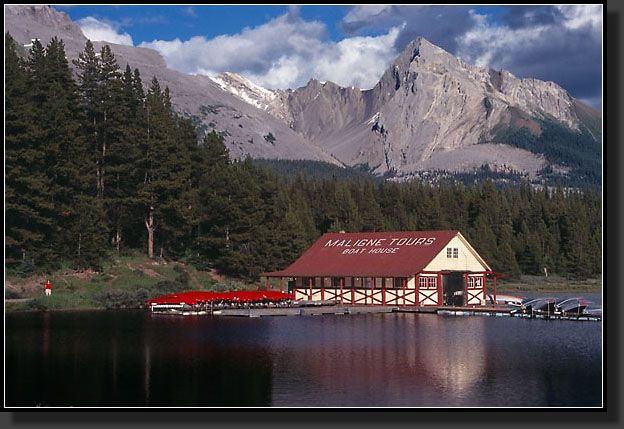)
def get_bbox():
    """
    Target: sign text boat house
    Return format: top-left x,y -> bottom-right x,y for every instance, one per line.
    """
262,230 -> 503,307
